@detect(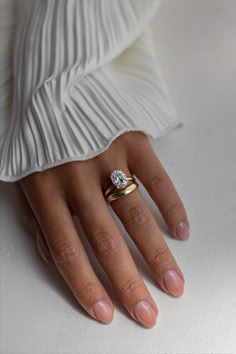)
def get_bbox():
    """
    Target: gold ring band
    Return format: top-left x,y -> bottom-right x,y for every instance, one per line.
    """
106,182 -> 139,203
104,176 -> 134,198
